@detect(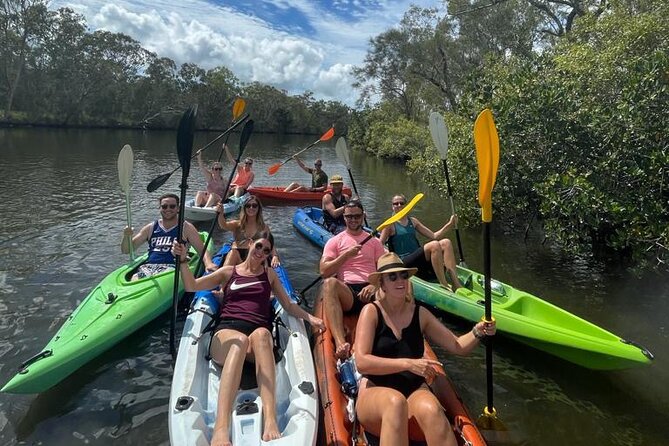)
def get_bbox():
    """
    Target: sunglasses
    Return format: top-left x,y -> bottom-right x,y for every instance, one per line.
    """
213,167 -> 223,171
254,242 -> 272,255
245,203 -> 259,209
245,162 -> 253,165
343,213 -> 363,220
392,201 -> 406,206
386,271 -> 410,281
160,204 -> 177,209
